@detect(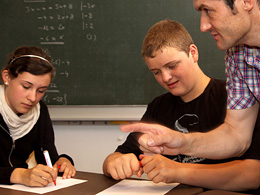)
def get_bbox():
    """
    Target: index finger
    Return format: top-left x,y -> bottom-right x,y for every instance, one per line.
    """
120,123 -> 156,136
